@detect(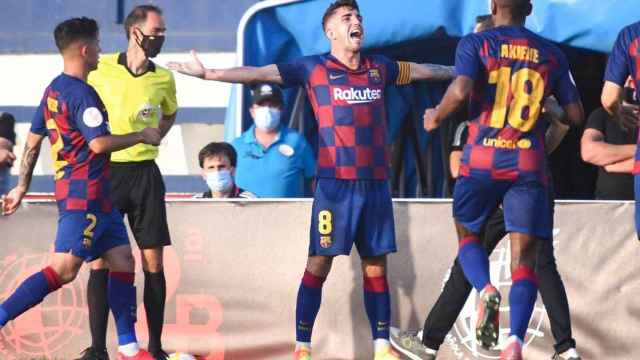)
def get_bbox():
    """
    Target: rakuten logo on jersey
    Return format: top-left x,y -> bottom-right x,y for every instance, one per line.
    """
333,87 -> 382,105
